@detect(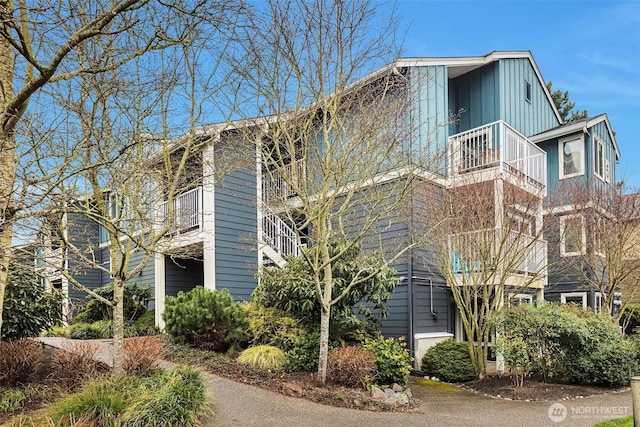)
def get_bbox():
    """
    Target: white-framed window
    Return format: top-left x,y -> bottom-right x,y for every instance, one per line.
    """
594,292 -> 603,313
559,135 -> 585,179
108,192 -> 119,219
510,293 -> 533,306
560,214 -> 585,256
525,80 -> 532,103
561,292 -> 587,308
594,135 -> 605,181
